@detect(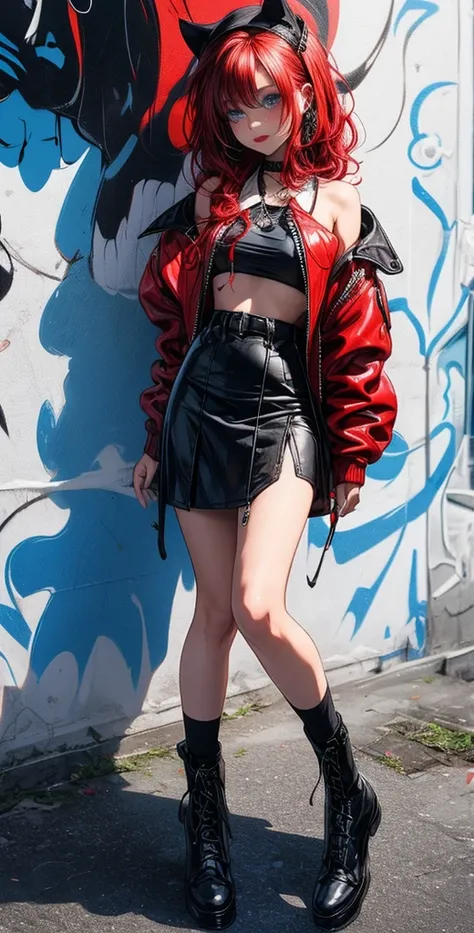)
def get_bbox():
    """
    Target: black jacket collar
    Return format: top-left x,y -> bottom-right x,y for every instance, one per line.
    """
139,193 -> 403,276
353,206 -> 403,275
